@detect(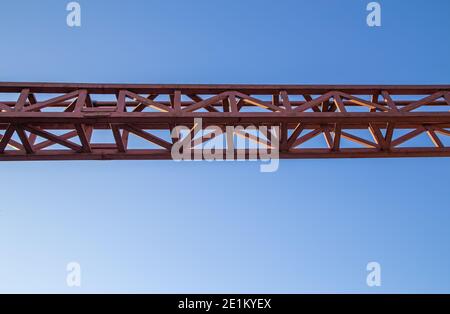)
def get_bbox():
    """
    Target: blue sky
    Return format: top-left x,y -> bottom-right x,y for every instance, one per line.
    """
1,0 -> 450,293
